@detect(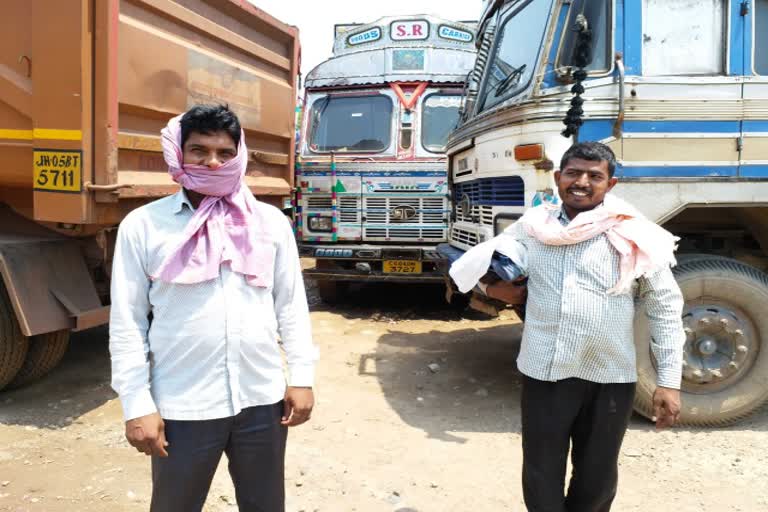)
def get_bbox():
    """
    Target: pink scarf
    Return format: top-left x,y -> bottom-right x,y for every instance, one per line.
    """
520,194 -> 678,294
151,114 -> 271,287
